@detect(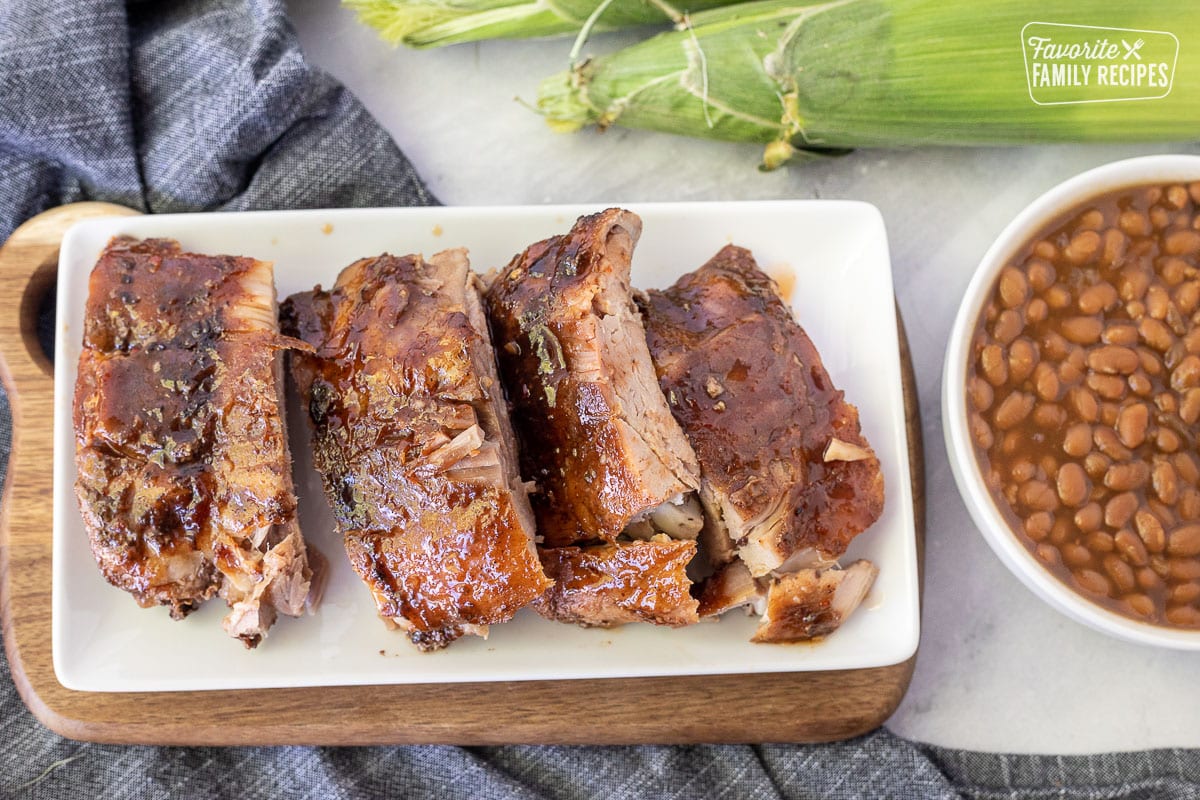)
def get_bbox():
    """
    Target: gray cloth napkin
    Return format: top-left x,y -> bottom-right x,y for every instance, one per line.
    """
1,1 -> 1197,797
